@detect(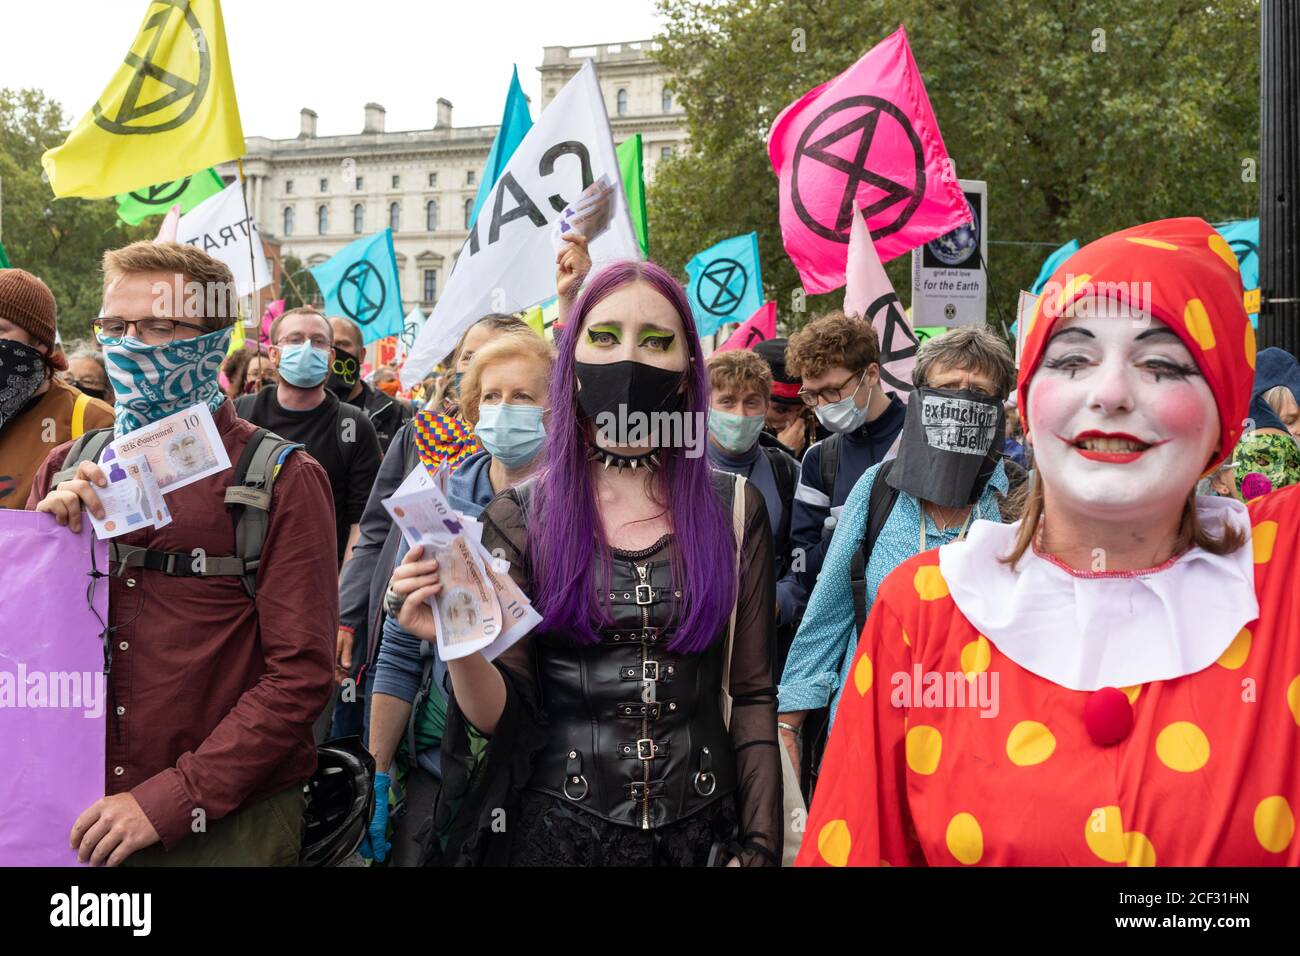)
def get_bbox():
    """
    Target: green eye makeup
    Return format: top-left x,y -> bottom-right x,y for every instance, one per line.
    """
638,330 -> 676,350
587,324 -> 621,344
